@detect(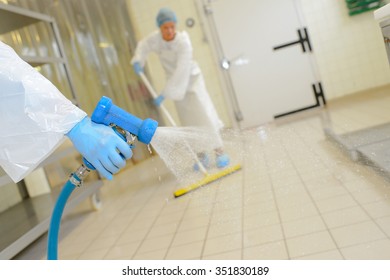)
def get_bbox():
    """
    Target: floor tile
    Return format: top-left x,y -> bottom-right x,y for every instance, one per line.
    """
243,224 -> 284,248
340,239 -> 390,259
321,206 -> 371,228
136,234 -> 174,254
282,215 -> 327,238
165,241 -> 204,260
286,231 -> 337,259
202,250 -> 242,260
207,218 -> 241,238
171,227 -> 208,247
330,221 -> 387,248
132,249 -> 167,260
243,241 -> 289,260
315,194 -> 358,214
243,210 -> 280,231
362,200 -> 390,219
104,241 -> 140,260
375,216 -> 390,237
78,248 -> 110,260
278,202 -> 319,223
293,249 -> 344,260
203,233 -> 241,257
